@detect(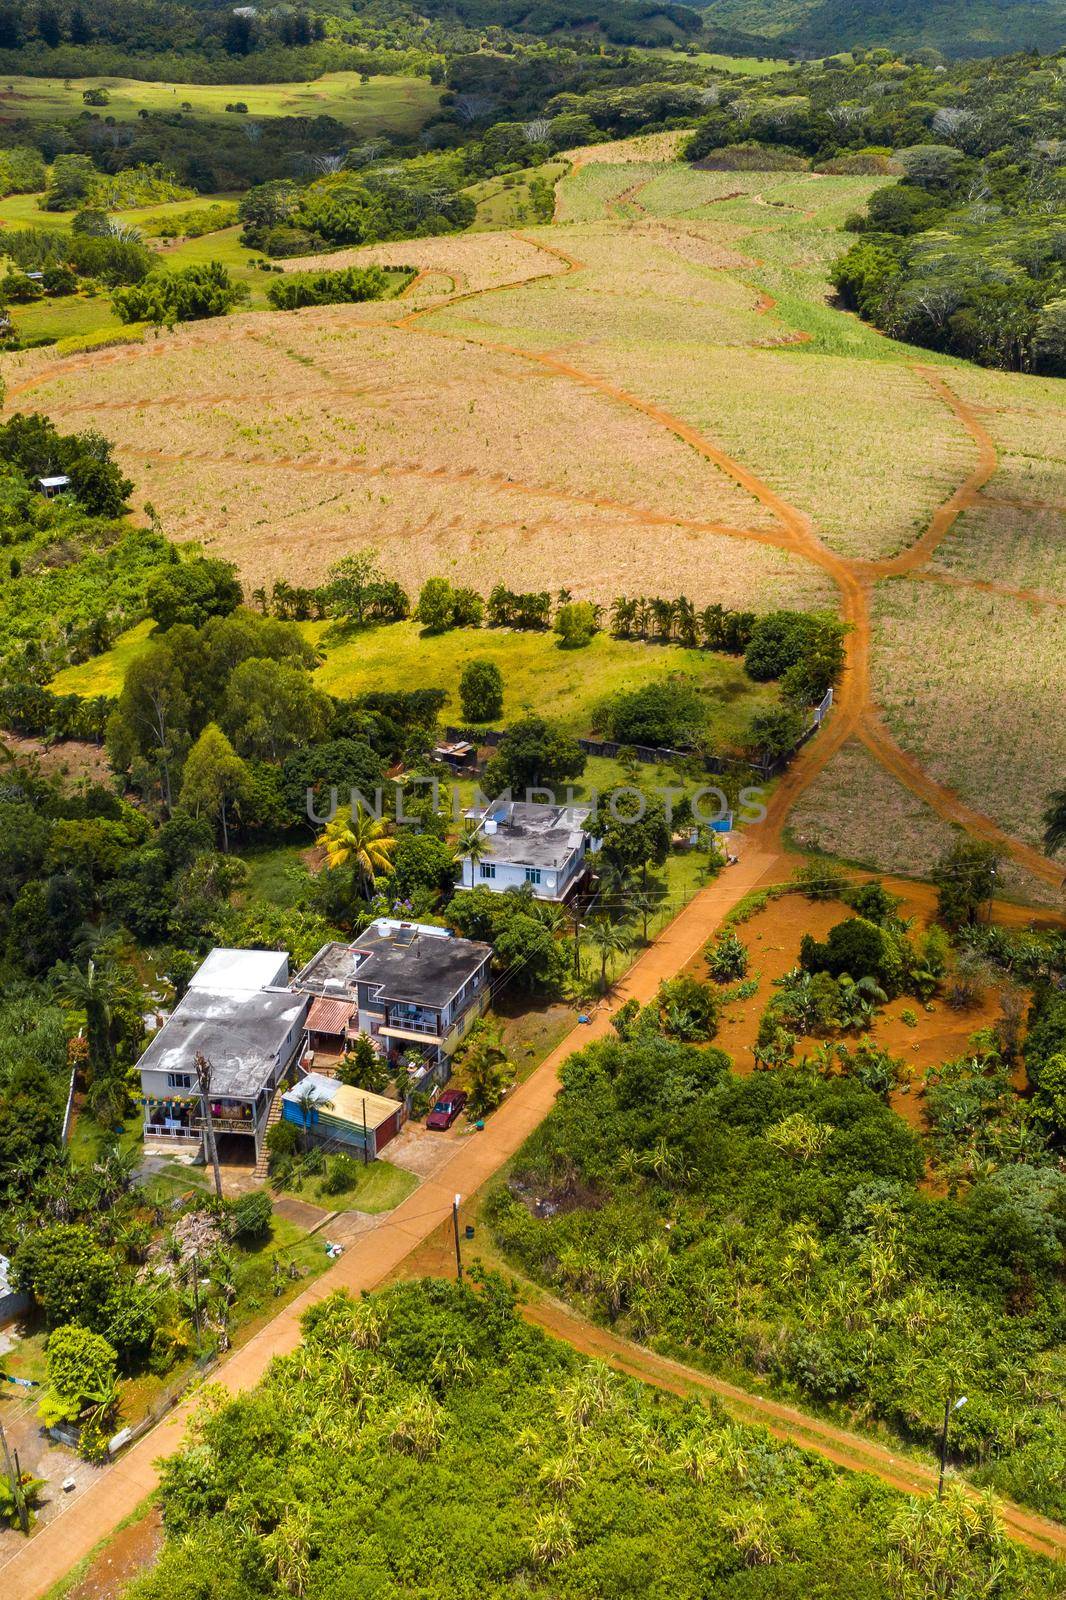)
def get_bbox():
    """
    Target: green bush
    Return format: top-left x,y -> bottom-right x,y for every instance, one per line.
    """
266,264 -> 393,311
322,1153 -> 362,1195
231,1189 -> 273,1241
